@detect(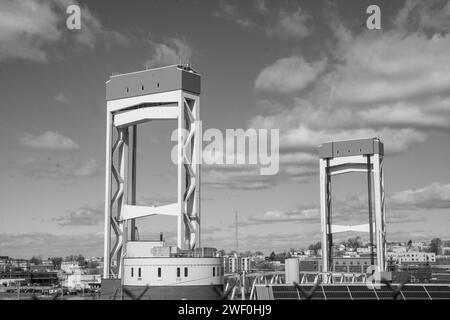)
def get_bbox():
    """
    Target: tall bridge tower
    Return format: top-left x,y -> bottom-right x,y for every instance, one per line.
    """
103,65 -> 202,279
318,138 -> 387,273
